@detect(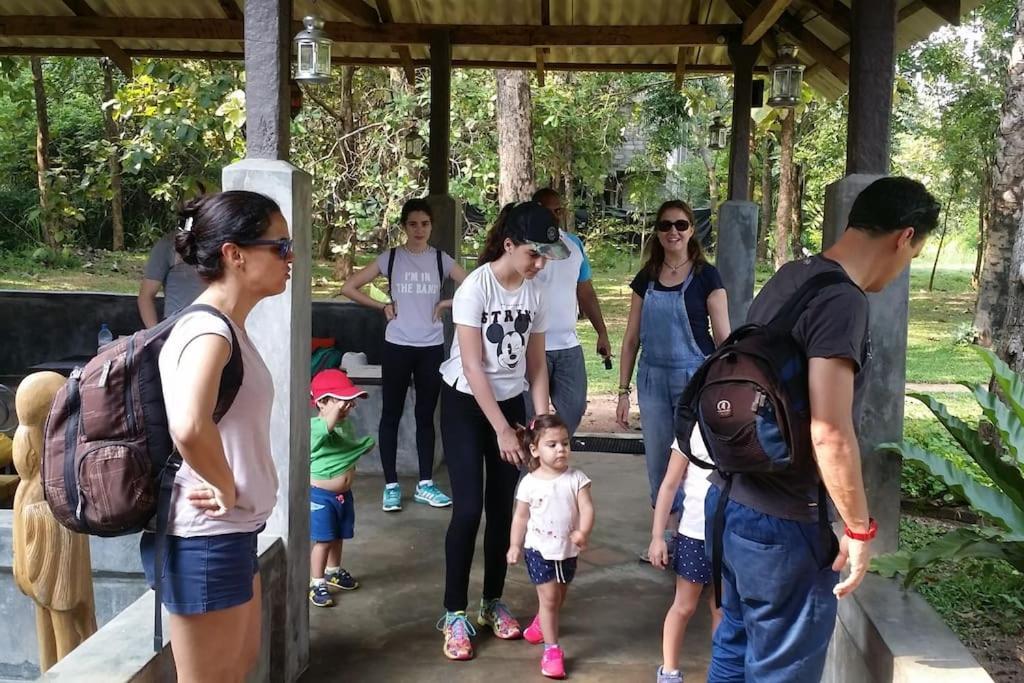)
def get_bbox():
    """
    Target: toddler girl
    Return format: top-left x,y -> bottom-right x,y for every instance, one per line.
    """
507,413 -> 595,679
